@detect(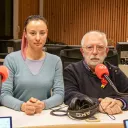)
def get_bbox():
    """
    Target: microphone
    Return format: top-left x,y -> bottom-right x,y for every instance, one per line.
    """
0,66 -> 9,83
95,64 -> 128,96
95,64 -> 109,79
95,64 -> 109,88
